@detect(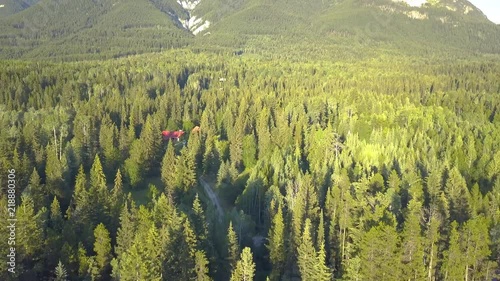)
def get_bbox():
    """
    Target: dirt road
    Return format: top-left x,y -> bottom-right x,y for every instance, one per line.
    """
199,177 -> 223,222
